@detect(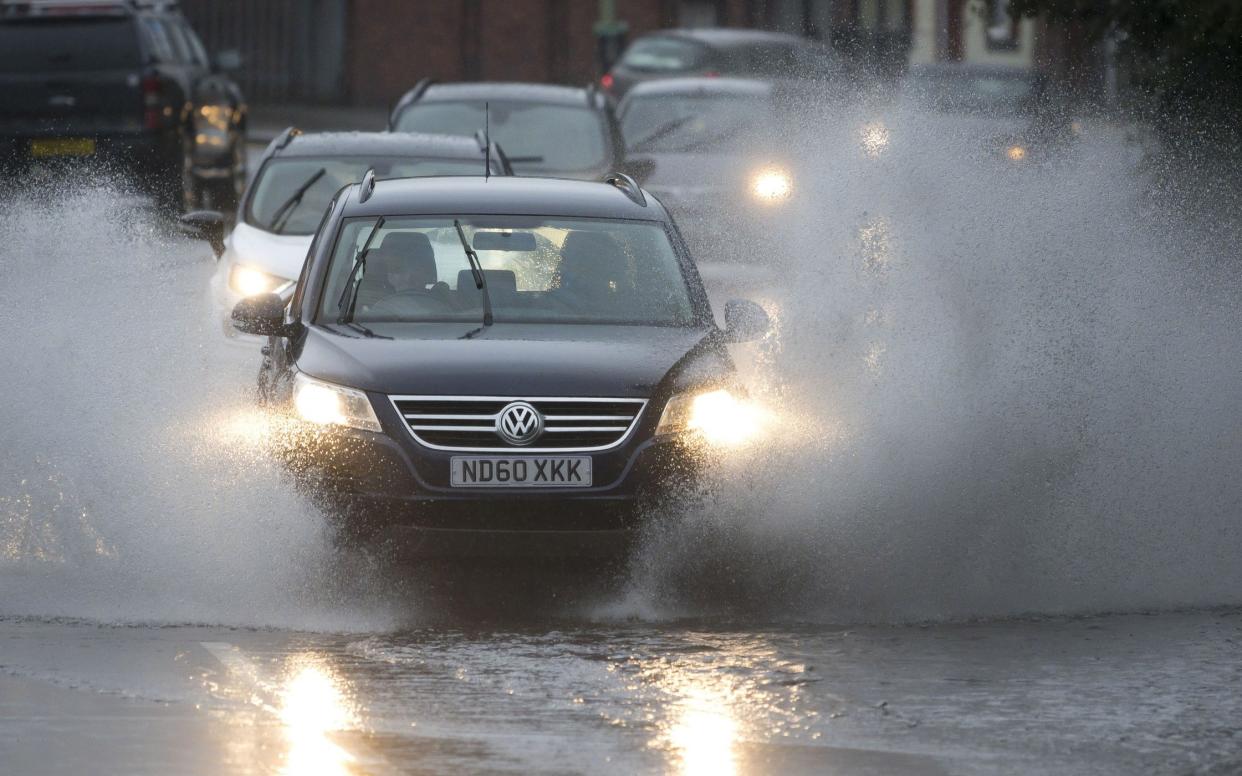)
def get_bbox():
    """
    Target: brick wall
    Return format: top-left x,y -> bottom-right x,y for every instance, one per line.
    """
345,0 -> 742,107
